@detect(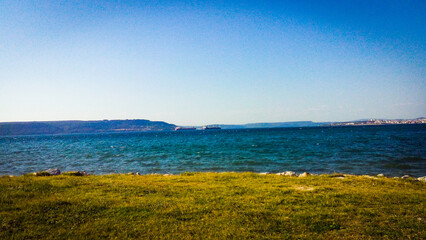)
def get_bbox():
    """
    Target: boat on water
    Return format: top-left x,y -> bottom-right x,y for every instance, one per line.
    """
202,125 -> 221,130
175,127 -> 197,131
